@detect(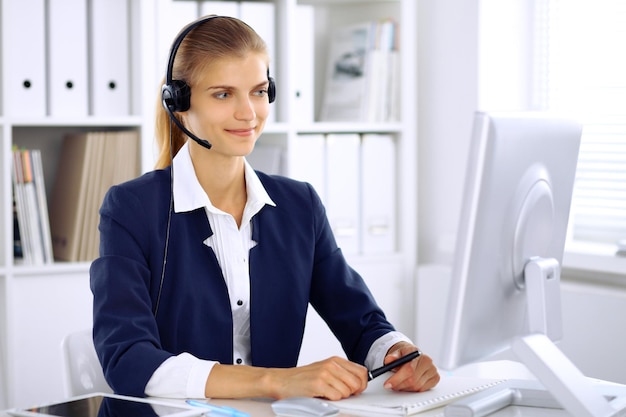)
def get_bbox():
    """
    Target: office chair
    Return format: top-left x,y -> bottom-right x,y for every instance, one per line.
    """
61,329 -> 112,396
